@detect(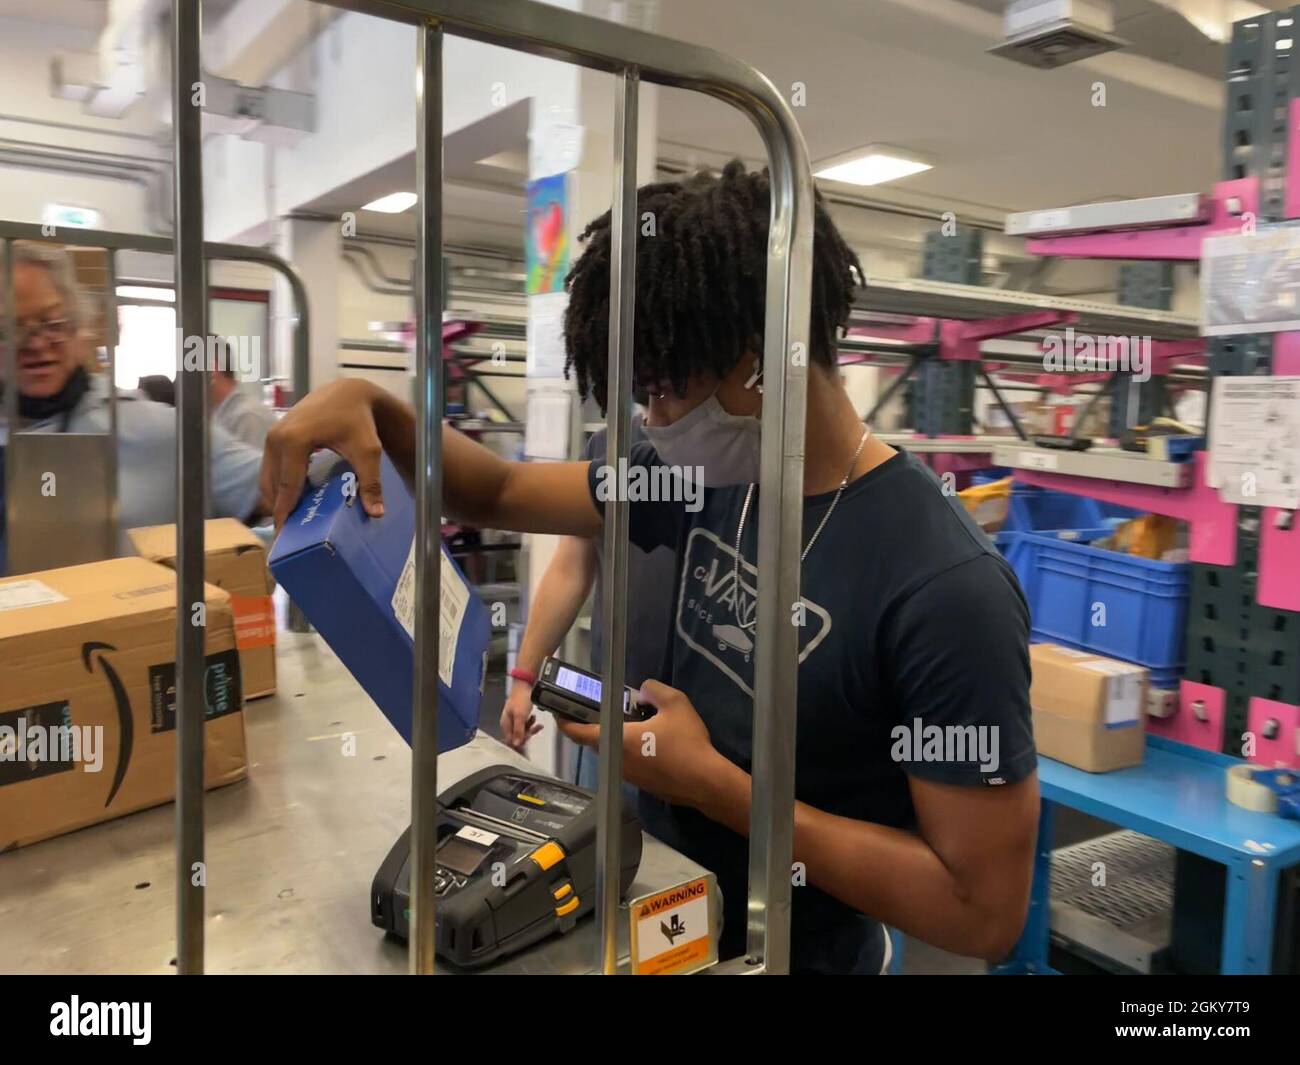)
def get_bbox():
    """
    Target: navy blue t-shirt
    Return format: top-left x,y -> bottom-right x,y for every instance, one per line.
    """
587,444 -> 1036,974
